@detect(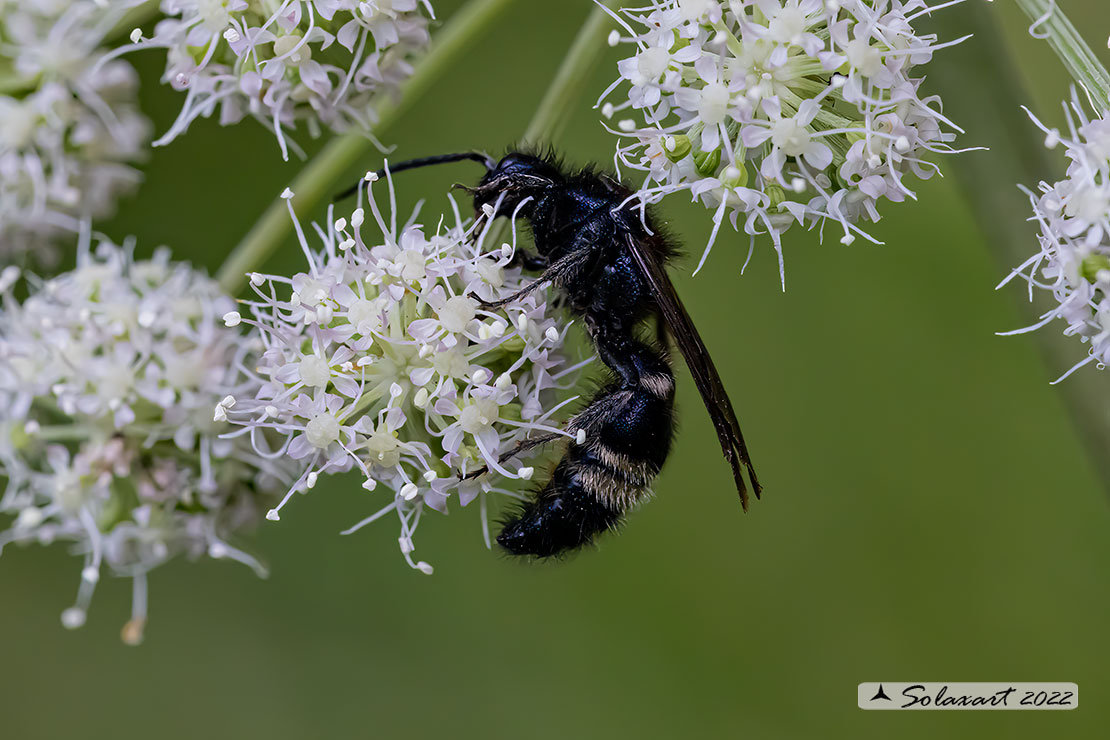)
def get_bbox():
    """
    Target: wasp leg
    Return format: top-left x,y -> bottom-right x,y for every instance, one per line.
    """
518,252 -> 550,271
469,248 -> 592,309
460,432 -> 565,481
469,282 -> 543,310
